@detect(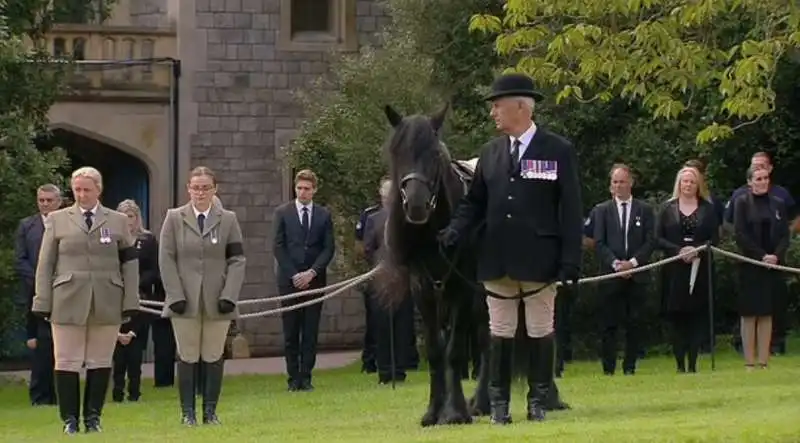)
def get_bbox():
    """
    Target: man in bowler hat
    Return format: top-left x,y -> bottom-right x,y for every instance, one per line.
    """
439,72 -> 583,424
